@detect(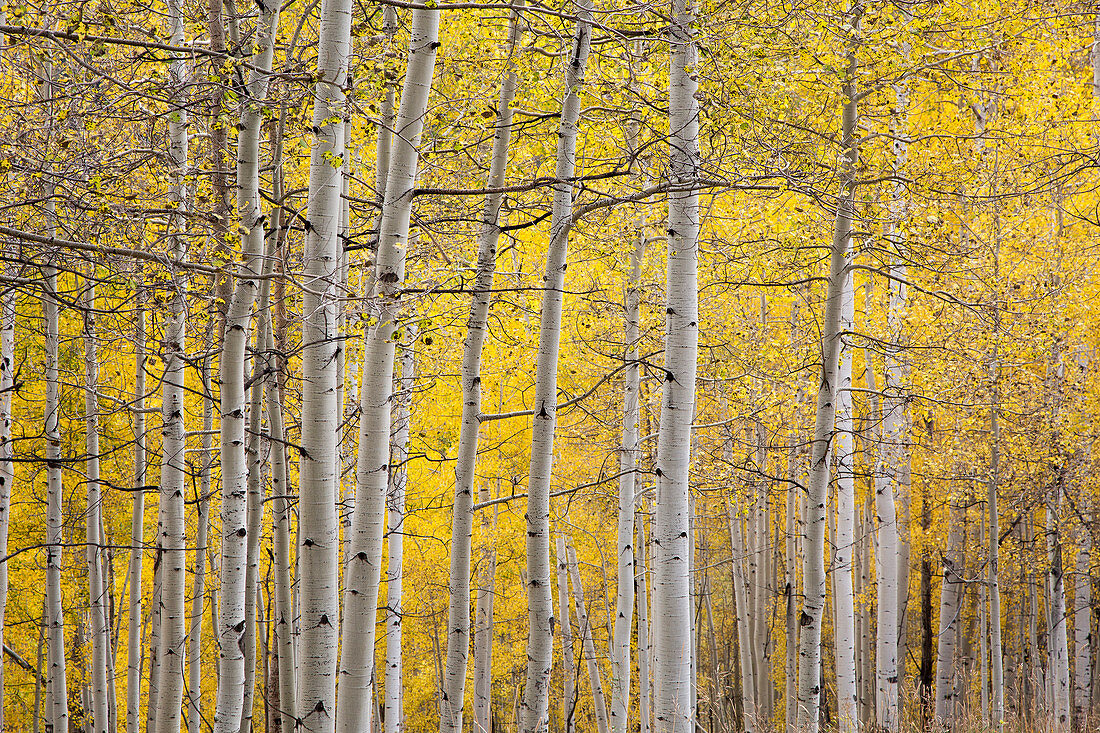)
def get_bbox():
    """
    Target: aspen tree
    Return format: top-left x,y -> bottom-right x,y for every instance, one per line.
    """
212,0 -> 282,724
439,13 -> 523,732
934,501 -> 963,721
796,6 -> 858,731
517,5 -> 593,729
152,0 -> 191,725
338,7 -> 438,731
384,330 -> 416,733
83,279 -> 109,733
567,542 -> 610,733
298,0 -> 355,722
653,0 -> 699,725
729,501 -> 757,733
610,105 -> 645,733
189,357 -> 214,733
128,270 -> 147,733
636,514 -> 651,733
556,538 -> 577,733
833,261 -> 858,733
